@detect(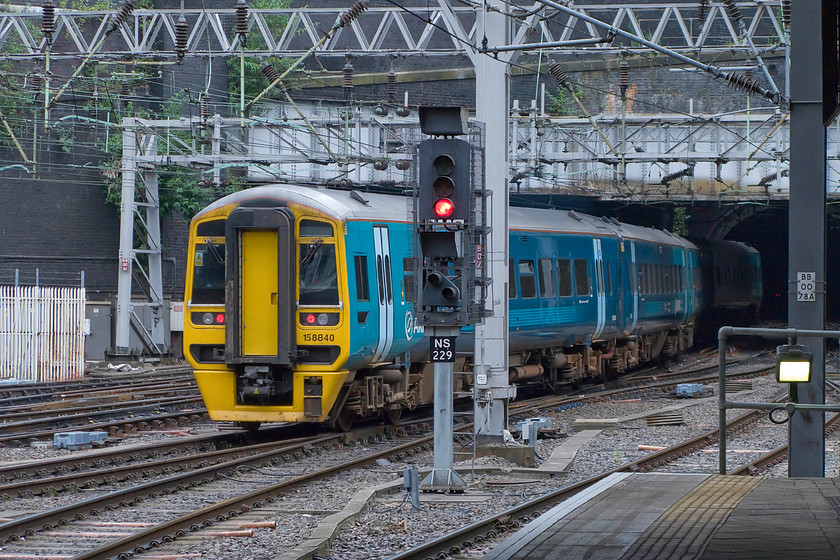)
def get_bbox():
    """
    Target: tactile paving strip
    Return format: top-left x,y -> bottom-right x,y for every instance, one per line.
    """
619,474 -> 763,560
